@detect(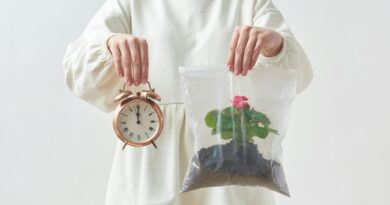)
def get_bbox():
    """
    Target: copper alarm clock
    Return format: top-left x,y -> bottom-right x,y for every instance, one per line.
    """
112,81 -> 164,150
